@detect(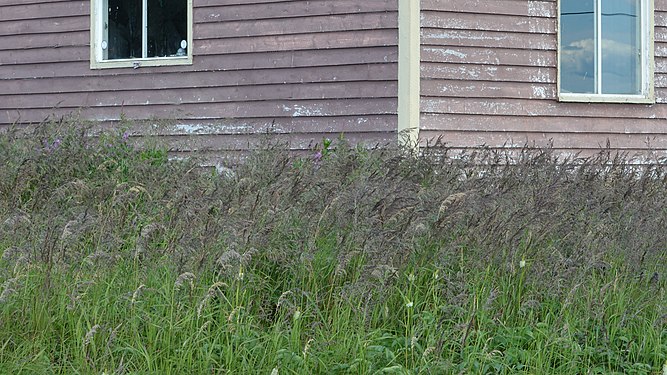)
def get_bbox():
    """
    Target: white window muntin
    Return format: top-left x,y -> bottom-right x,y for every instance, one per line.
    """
558,0 -> 654,103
